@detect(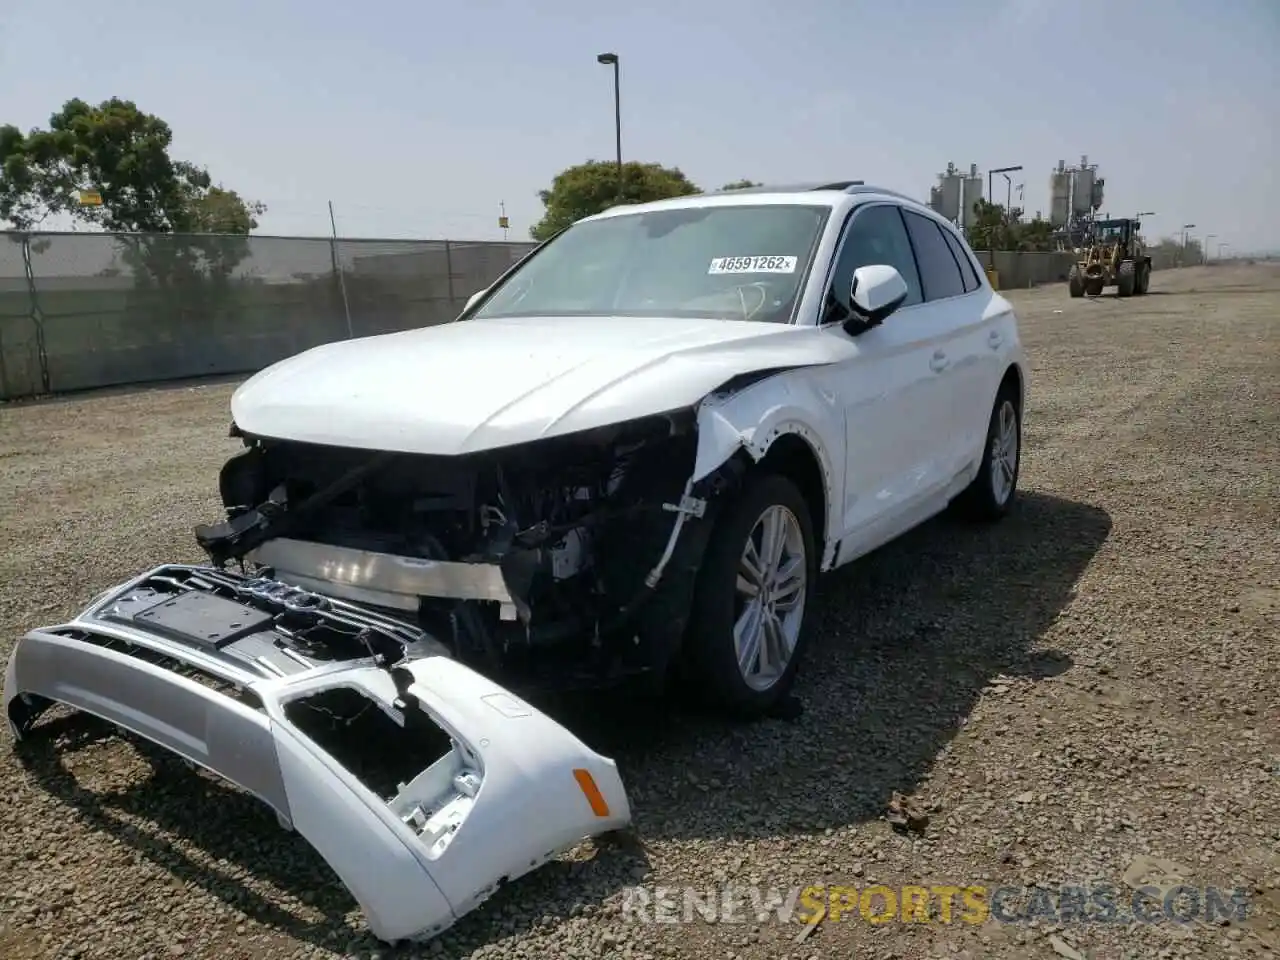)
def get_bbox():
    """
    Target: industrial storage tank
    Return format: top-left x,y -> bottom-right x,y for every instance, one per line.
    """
1049,160 -> 1071,227
936,172 -> 961,222
1090,176 -> 1105,212
1071,155 -> 1096,217
960,177 -> 983,224
961,163 -> 983,224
